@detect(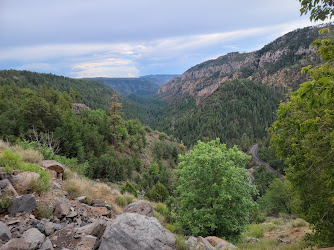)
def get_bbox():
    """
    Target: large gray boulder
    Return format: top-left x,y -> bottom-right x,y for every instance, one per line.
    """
8,194 -> 37,215
99,213 -> 175,250
123,200 -> 154,217
40,160 -> 64,174
53,198 -> 70,218
22,228 -> 45,249
0,222 -> 11,242
12,172 -> 40,194
0,238 -> 30,250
